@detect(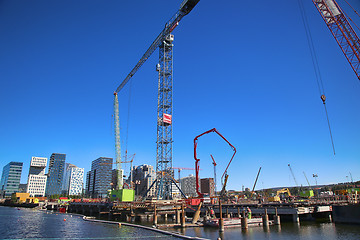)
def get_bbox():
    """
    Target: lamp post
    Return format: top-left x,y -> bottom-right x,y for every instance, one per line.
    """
313,174 -> 318,186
